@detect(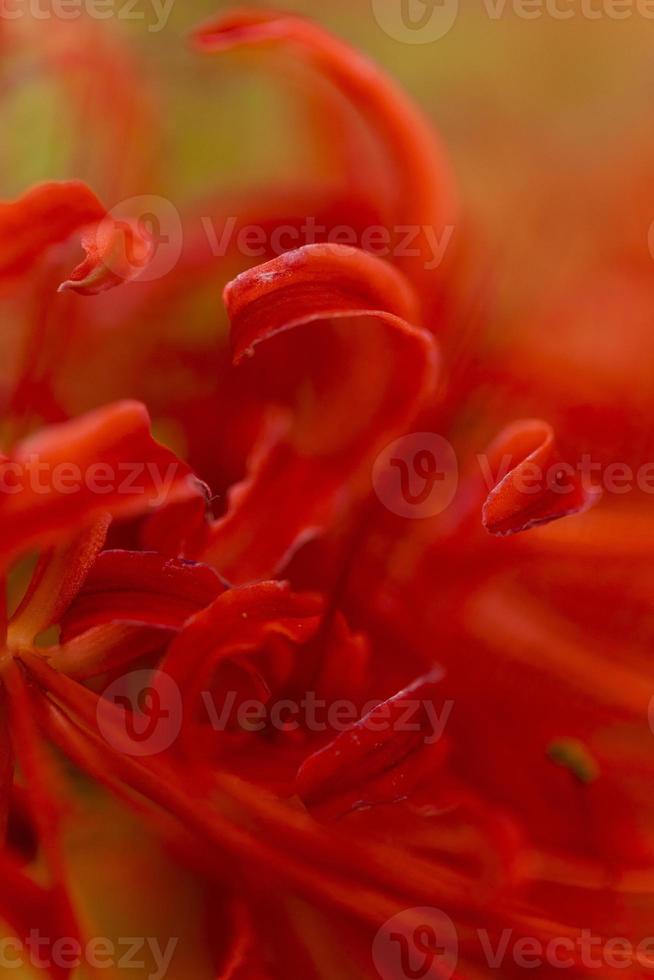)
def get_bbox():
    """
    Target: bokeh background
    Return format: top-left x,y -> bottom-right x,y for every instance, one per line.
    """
5,0 -> 654,438
5,0 -> 654,306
